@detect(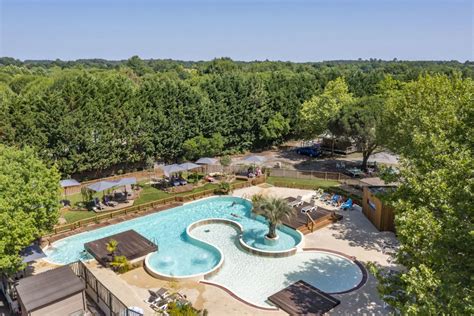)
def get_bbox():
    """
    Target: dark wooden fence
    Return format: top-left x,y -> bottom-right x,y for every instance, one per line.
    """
69,261 -> 142,316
